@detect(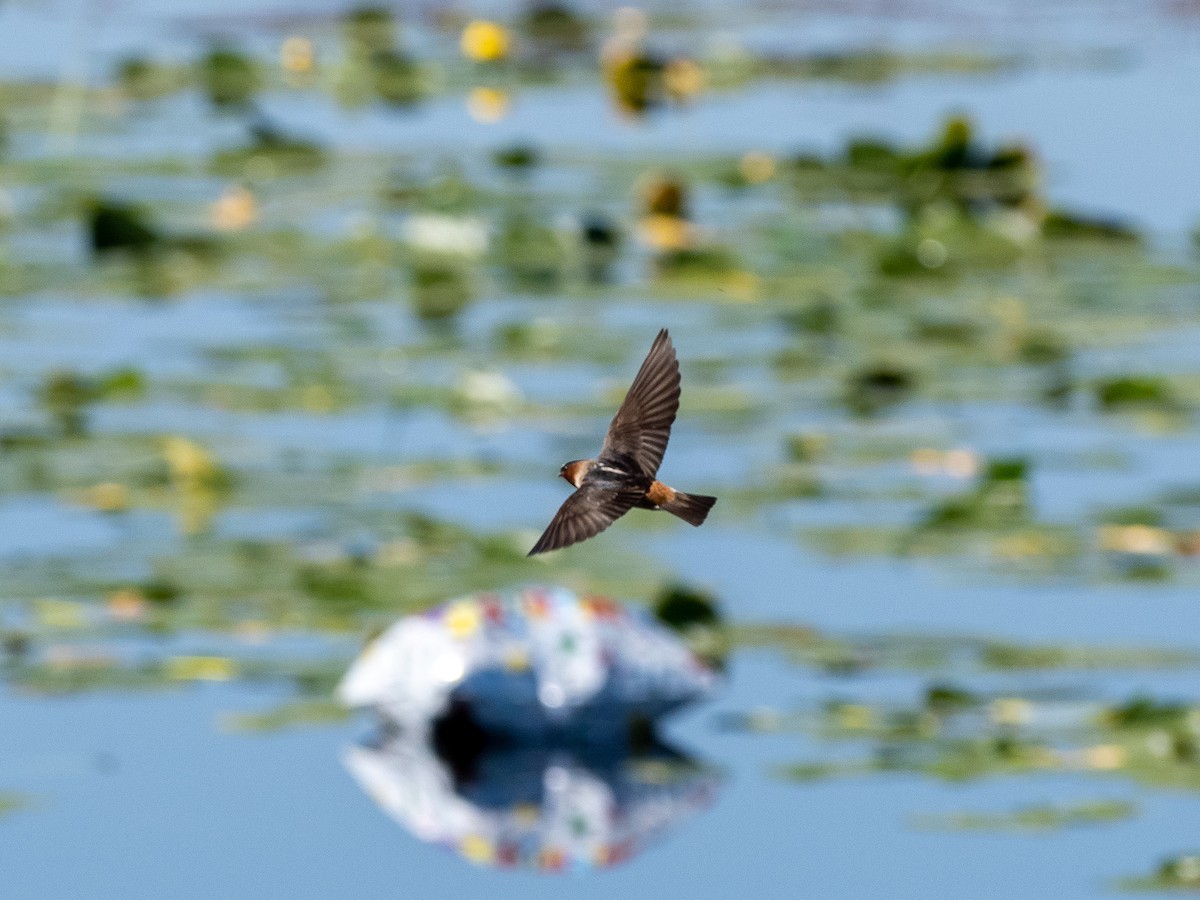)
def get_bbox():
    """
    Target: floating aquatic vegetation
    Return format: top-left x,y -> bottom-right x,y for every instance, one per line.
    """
0,793 -> 27,817
2,630 -> 32,664
86,198 -> 161,258
1097,521 -> 1177,581
5,644 -> 351,697
978,642 -> 1199,671
778,296 -> 843,336
491,209 -> 567,290
912,799 -> 1135,831
763,683 -> 1200,791
80,196 -> 223,295
779,116 -> 1043,231
748,48 -> 1016,86
798,521 -> 1086,573
343,6 -> 397,57
492,143 -> 540,172
578,212 -> 621,283
297,560 -> 375,618
369,49 -> 426,107
0,503 -> 661,634
521,2 -> 592,58
723,626 -> 1200,674
652,583 -> 722,632
38,370 -> 94,438
114,56 -> 182,102
1095,375 -> 1181,412
876,236 -> 958,278
652,583 -> 724,666
197,45 -> 261,110
220,698 -> 350,733
784,432 -> 830,463
603,47 -> 665,115
384,163 -> 485,214
140,577 -> 183,607
919,457 -> 1031,531
1121,854 -> 1200,892
408,256 -> 476,321
653,245 -> 741,282
211,120 -> 328,179
1018,328 -> 1072,364
639,171 -> 688,219
1044,211 -> 1140,243
843,362 -> 917,417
